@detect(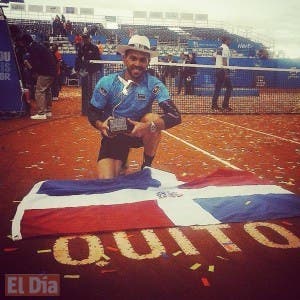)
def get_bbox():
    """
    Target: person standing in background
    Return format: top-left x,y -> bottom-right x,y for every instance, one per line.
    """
20,34 -> 56,119
76,34 -> 102,115
97,41 -> 104,56
74,33 -> 82,53
51,43 -> 62,101
184,52 -> 197,95
162,54 -> 177,94
75,34 -> 102,75
211,36 -> 233,112
177,52 -> 187,95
